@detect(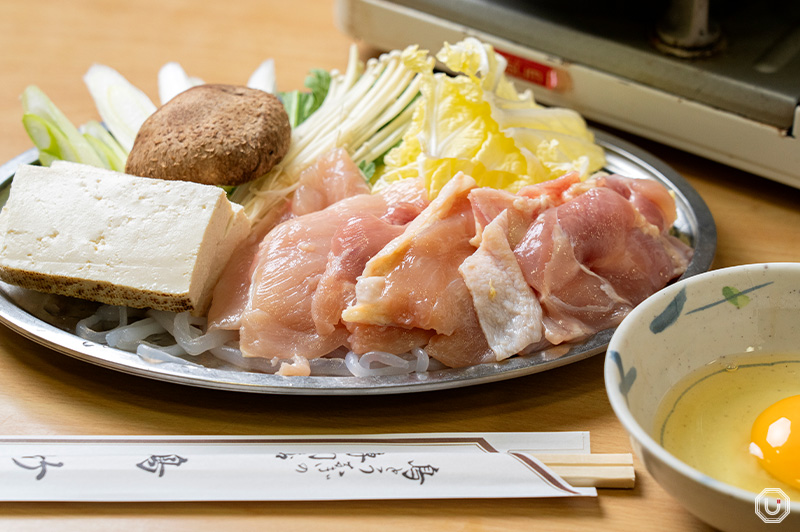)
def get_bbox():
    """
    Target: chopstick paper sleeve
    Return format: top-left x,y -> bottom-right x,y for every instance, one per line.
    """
0,451 -> 596,501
